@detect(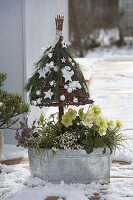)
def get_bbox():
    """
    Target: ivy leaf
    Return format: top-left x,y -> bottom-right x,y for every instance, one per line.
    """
103,148 -> 106,154
81,139 -> 90,145
95,138 -> 107,148
81,139 -> 94,154
84,146 -> 93,154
